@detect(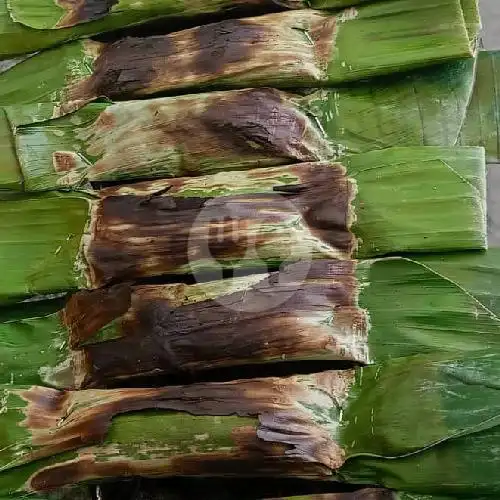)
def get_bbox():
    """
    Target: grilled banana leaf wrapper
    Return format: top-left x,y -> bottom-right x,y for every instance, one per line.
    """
0,0 -> 474,116
5,0 -> 376,30
4,57 -> 478,191
1,352 -> 500,495
0,148 -> 487,302
3,247 -> 500,389
0,0 -> 406,59
0,0 -> 368,60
